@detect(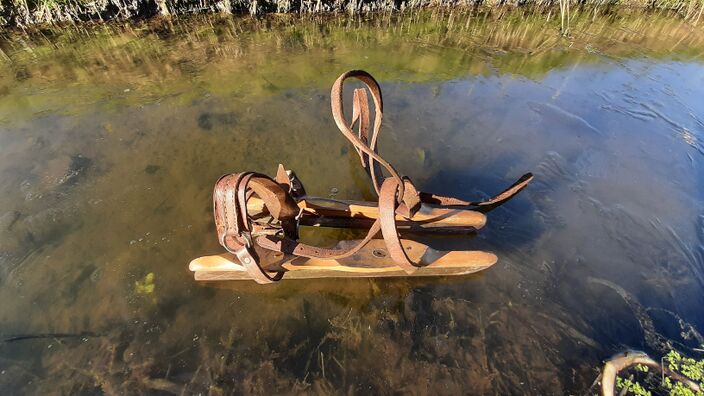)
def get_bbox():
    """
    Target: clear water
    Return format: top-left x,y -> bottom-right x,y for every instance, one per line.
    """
1,9 -> 703,394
